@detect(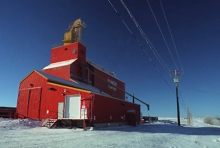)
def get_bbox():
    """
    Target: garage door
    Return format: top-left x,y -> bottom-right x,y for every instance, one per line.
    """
17,88 -> 41,119
28,88 -> 41,119
17,89 -> 29,117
